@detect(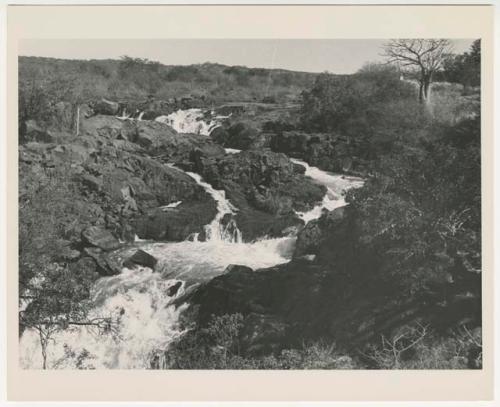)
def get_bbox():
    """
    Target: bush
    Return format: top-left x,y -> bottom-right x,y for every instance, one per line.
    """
153,313 -> 360,369
343,116 -> 480,296
361,323 -> 482,369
